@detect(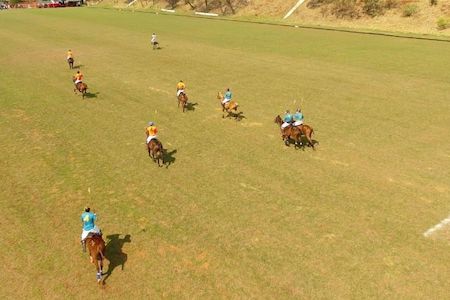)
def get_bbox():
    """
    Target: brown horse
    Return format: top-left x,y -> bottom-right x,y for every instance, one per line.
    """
68,57 -> 74,69
147,138 -> 165,167
178,92 -> 188,112
274,115 -> 315,149
86,233 -> 106,283
217,92 -> 239,119
274,115 -> 303,147
73,78 -> 88,99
